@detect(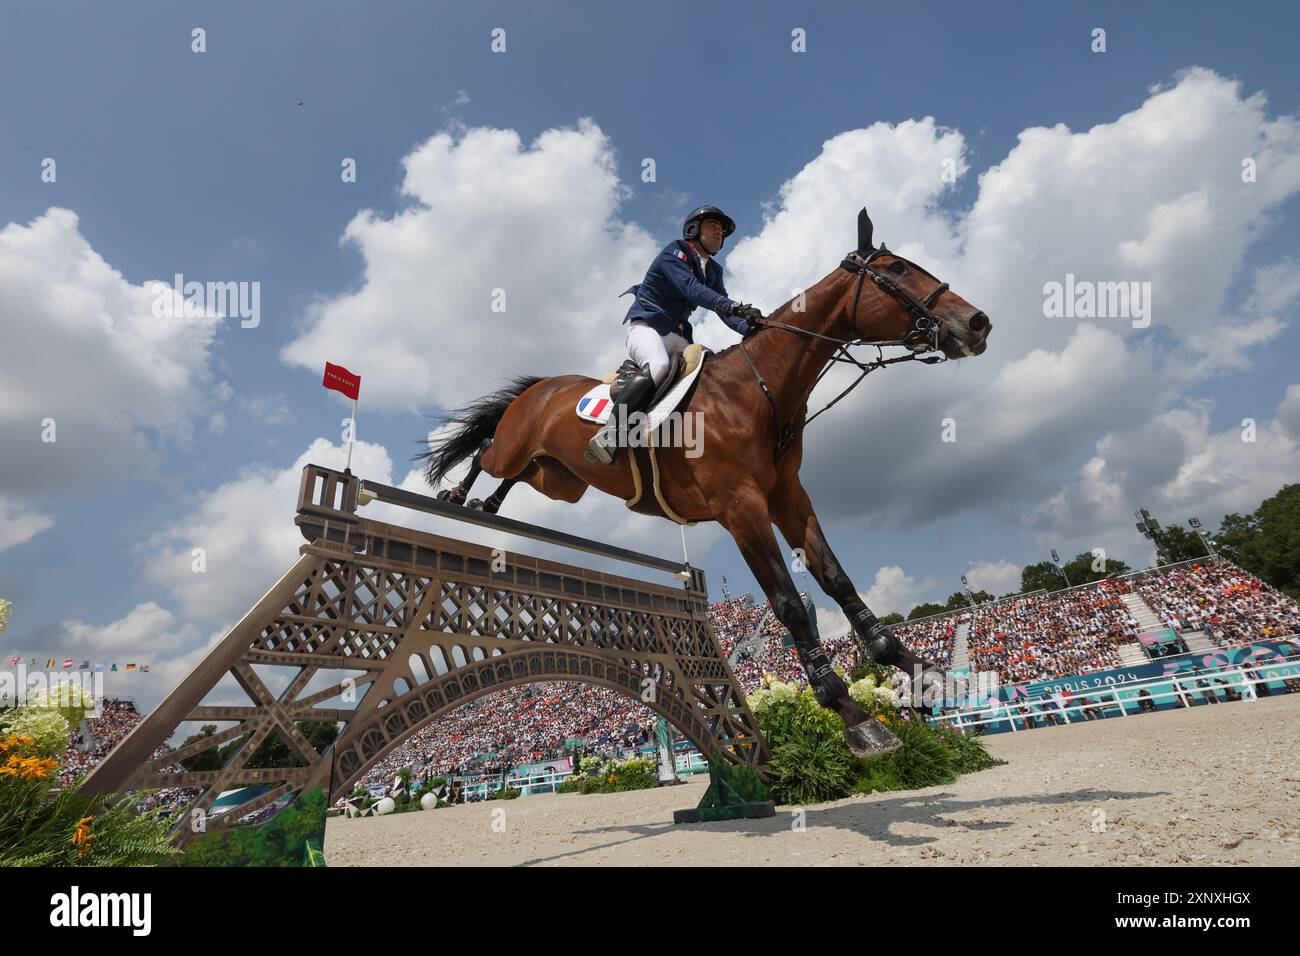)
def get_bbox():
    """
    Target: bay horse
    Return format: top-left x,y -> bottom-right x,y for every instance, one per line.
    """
416,209 -> 991,757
